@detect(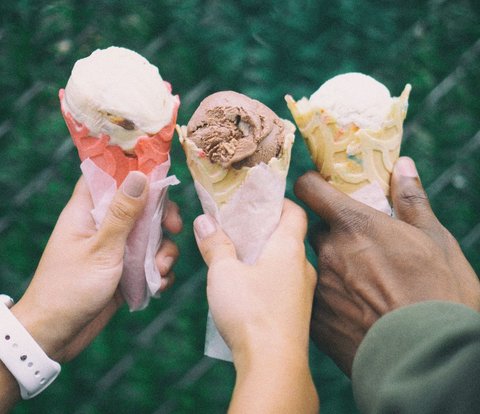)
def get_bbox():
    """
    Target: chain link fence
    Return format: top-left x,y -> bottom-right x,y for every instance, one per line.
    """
1,1 -> 479,413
